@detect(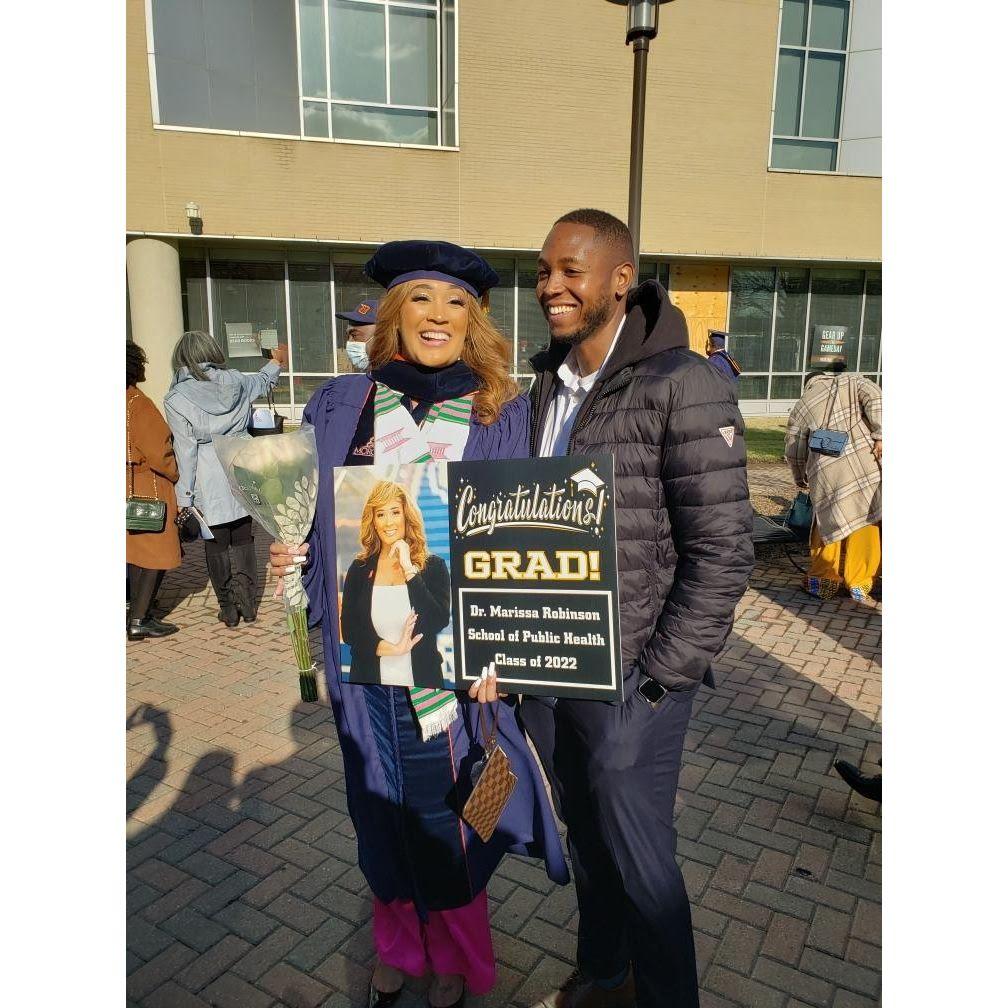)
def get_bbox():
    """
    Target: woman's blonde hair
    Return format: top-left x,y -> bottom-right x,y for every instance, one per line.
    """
367,281 -> 519,425
356,480 -> 429,569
